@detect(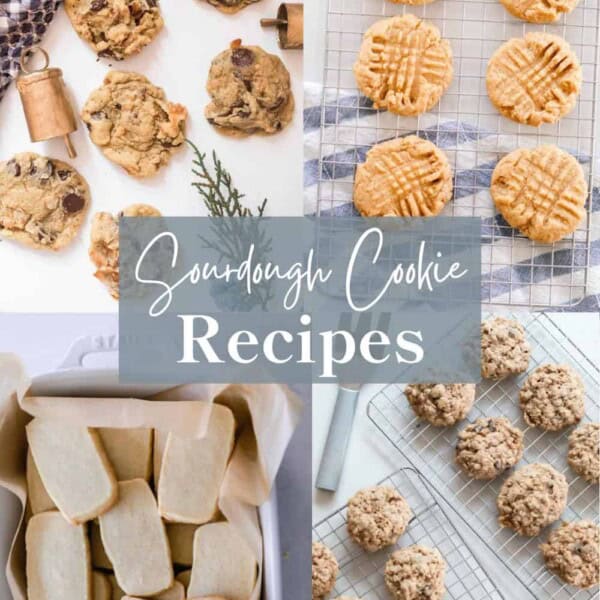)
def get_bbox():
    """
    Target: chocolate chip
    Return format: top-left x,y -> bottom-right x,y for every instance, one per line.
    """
147,0 -> 158,6
114,102 -> 122,110
494,460 -> 503,471
38,160 -> 55,181
57,169 -> 71,181
28,162 -> 37,175
5,159 -> 20,177
231,48 -> 254,67
90,0 -> 106,10
62,193 -> 85,214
